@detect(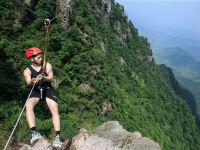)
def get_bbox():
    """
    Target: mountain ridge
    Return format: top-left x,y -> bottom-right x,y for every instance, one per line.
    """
154,47 -> 200,118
